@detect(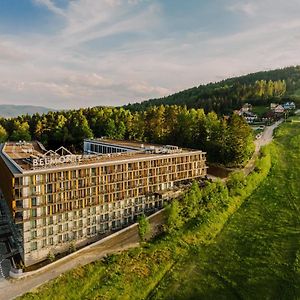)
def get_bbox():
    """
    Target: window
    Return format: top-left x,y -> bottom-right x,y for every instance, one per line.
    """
49,237 -> 54,245
42,239 -> 47,248
30,220 -> 37,229
31,242 -> 37,251
31,209 -> 37,217
47,195 -> 53,204
16,200 -> 23,209
46,184 -> 53,193
42,229 -> 46,237
92,226 -> 96,234
31,230 -> 37,239
31,194 -> 37,205
15,189 -> 22,198
49,216 -> 53,225
63,233 -> 69,241
48,227 -> 53,235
